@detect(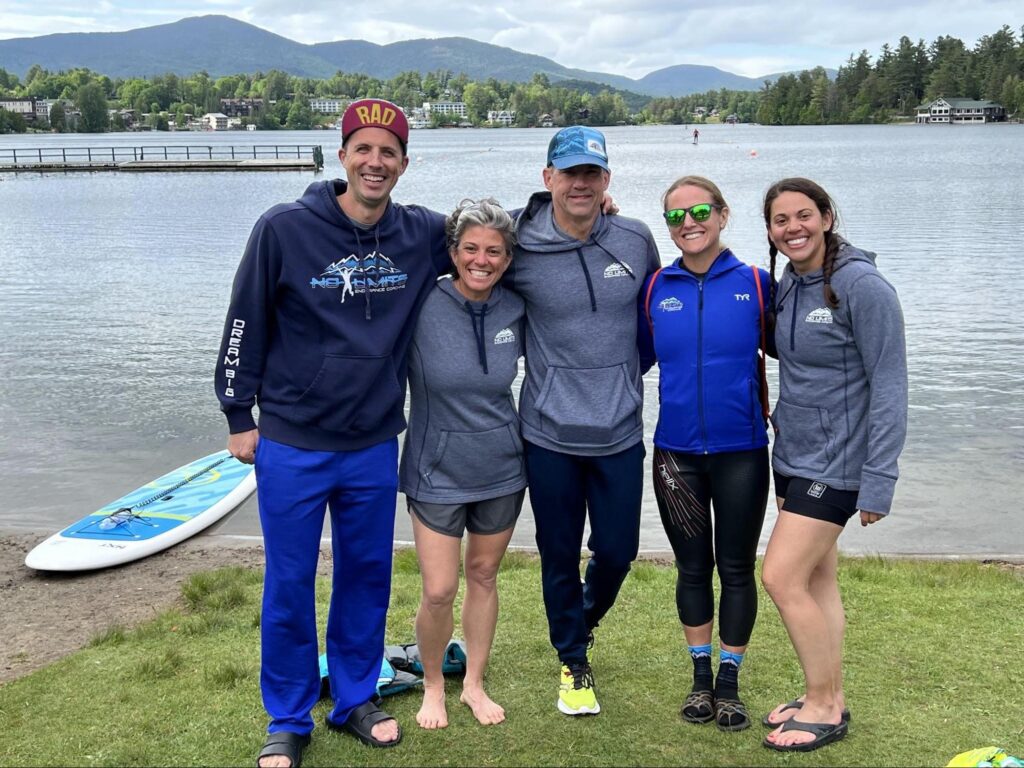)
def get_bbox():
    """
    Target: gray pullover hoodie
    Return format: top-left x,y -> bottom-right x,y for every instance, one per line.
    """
772,239 -> 907,514
400,278 -> 527,504
507,193 -> 661,456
